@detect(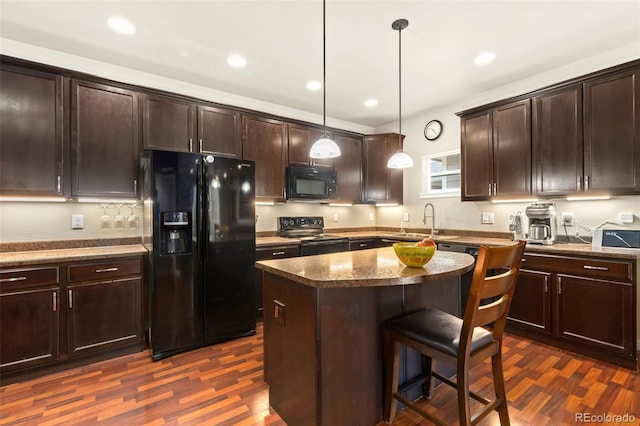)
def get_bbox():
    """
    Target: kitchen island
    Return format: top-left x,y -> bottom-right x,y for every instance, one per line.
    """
256,247 -> 475,426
